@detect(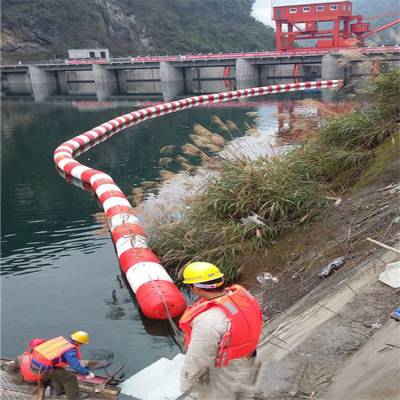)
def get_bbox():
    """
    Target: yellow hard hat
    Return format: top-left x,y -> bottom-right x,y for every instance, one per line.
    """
182,262 -> 224,284
70,331 -> 90,345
